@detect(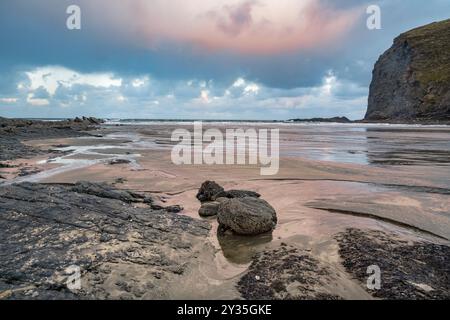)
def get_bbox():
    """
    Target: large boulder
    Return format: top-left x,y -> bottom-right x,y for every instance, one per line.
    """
196,181 -> 224,203
217,197 -> 277,235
